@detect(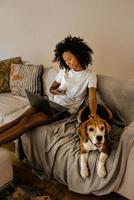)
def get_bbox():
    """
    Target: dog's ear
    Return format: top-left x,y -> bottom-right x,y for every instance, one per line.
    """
103,120 -> 111,134
77,108 -> 84,123
77,106 -> 90,123
77,121 -> 88,143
